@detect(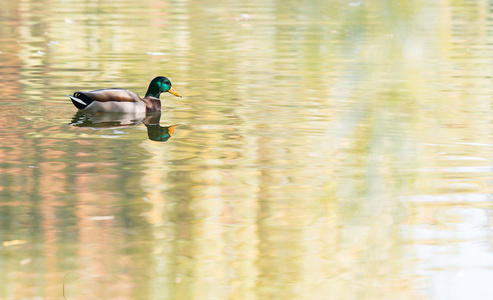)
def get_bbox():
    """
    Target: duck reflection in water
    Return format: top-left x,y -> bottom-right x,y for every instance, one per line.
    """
69,111 -> 178,142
